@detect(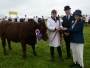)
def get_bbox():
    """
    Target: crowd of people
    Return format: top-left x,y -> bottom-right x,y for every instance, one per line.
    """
3,15 -> 42,23
2,14 -> 90,27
